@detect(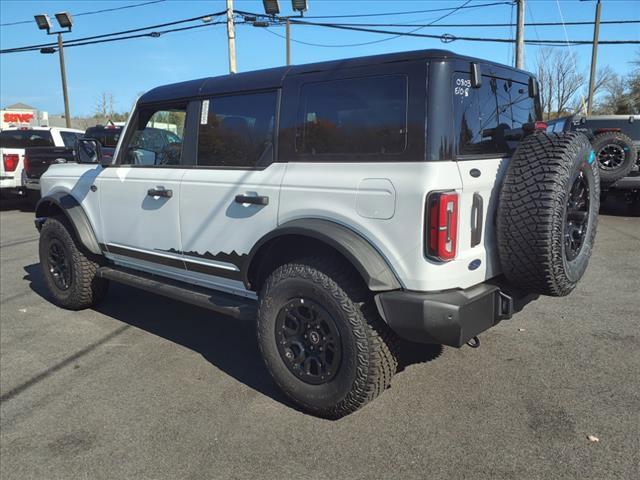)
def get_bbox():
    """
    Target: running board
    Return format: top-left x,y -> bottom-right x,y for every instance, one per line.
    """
97,266 -> 257,320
